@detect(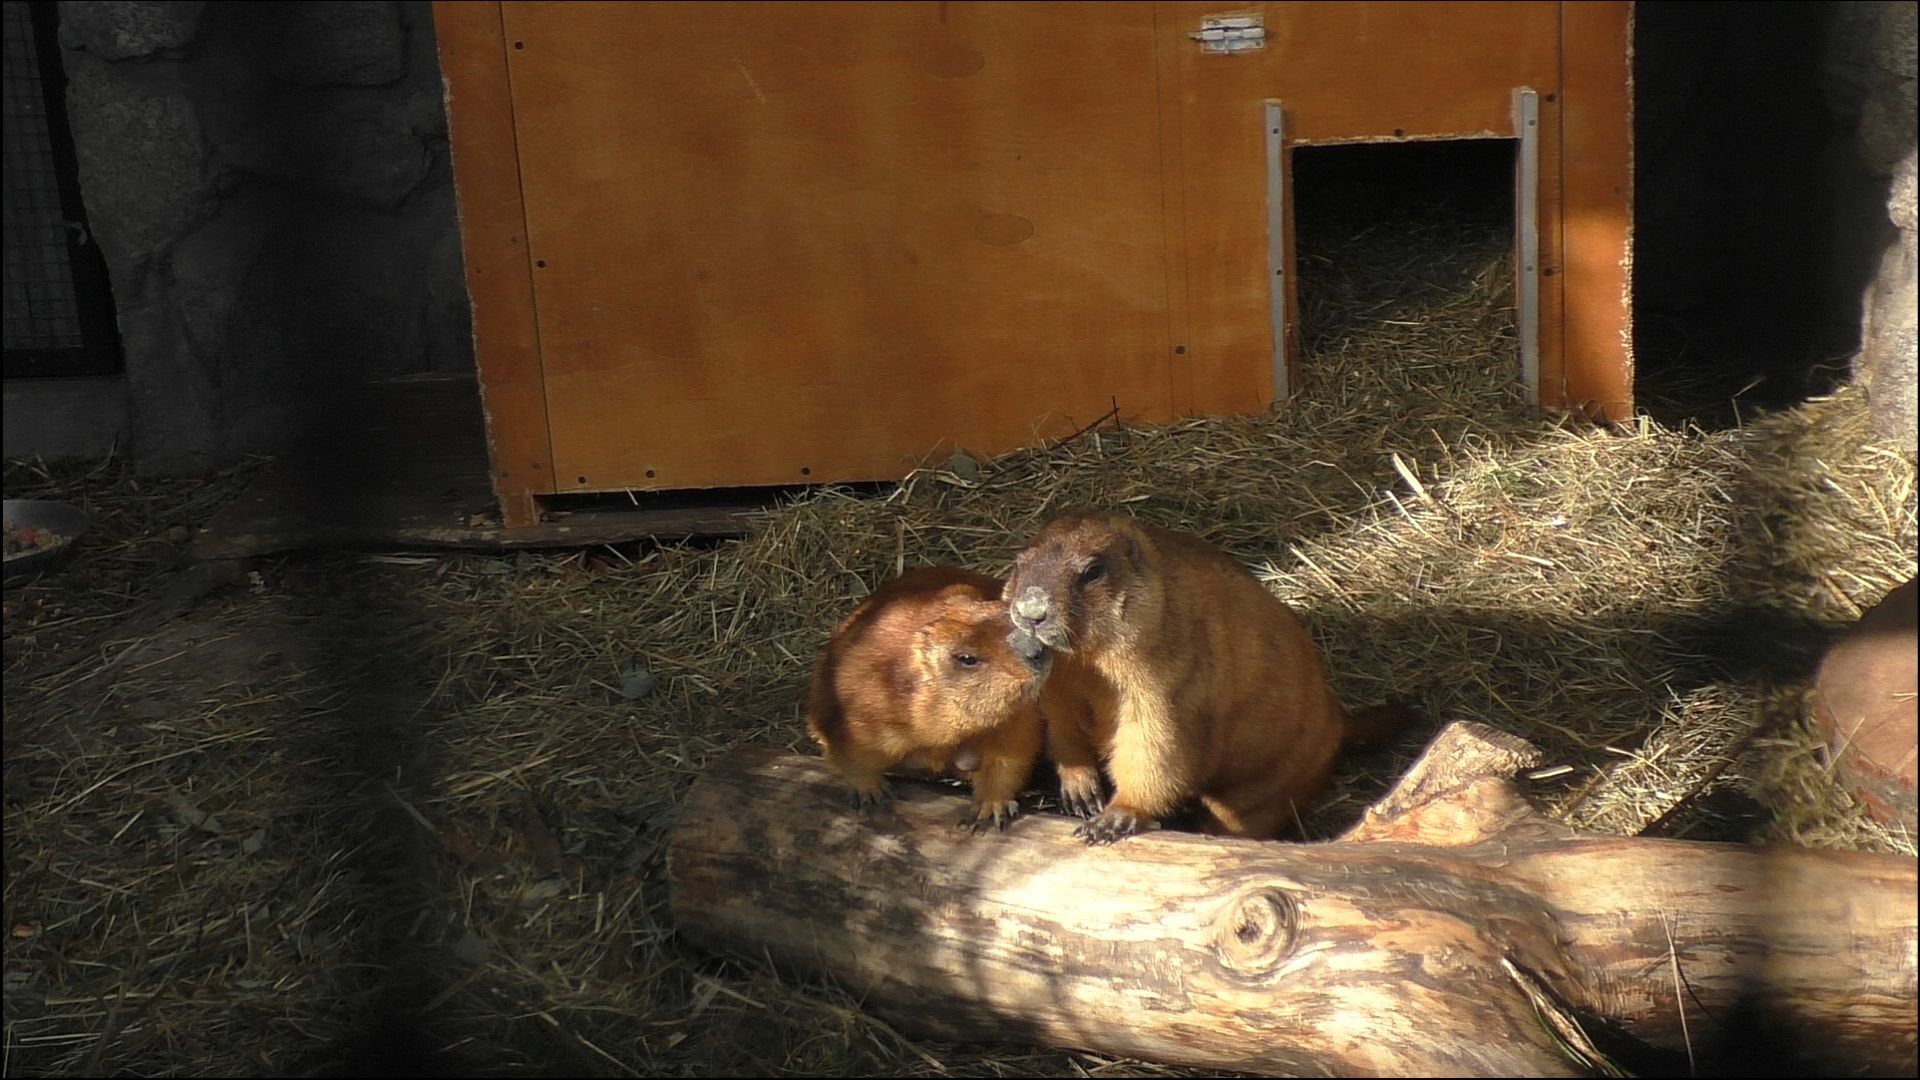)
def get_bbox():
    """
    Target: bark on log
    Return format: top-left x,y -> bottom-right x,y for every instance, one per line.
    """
667,722 -> 1919,1077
